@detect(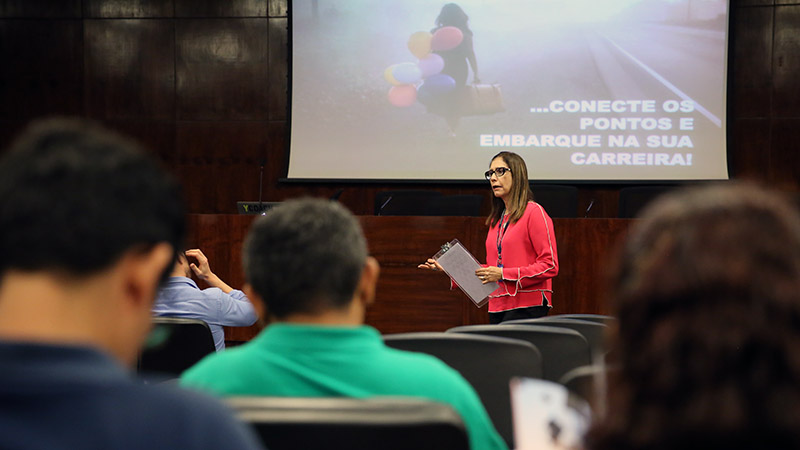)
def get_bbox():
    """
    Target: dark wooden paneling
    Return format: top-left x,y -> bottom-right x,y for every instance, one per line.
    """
773,5 -> 800,116
85,19 -> 175,119
738,0 -> 775,5
729,118 -> 771,181
0,0 -> 81,17
268,0 -> 287,17
267,17 -> 288,120
176,19 -> 270,120
102,120 -> 176,164
176,121 -> 270,212
84,0 -> 174,18
731,5 -> 773,118
175,0 -> 267,17
550,218 -> 630,315
770,118 -> 800,190
0,20 -> 83,120
186,215 -> 629,341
